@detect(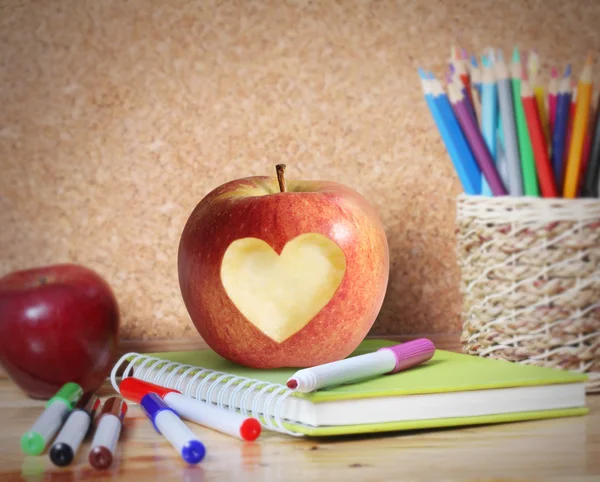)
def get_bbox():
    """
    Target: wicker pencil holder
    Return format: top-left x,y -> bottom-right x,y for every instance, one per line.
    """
455,193 -> 600,393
